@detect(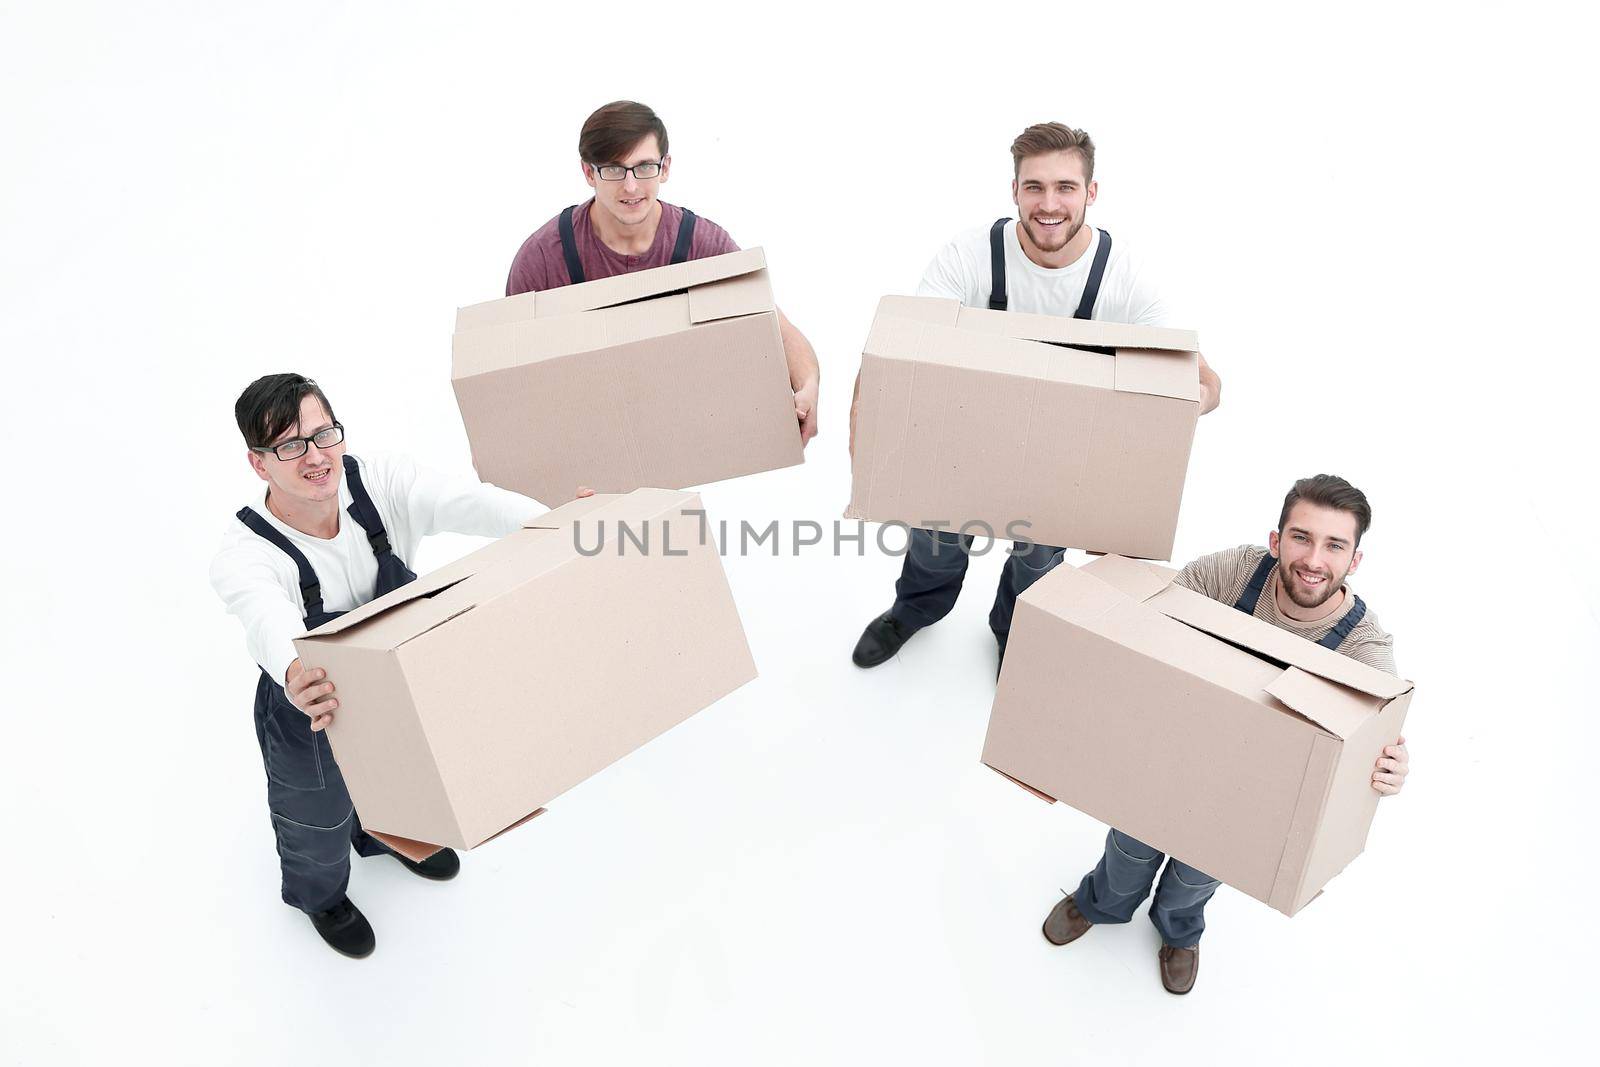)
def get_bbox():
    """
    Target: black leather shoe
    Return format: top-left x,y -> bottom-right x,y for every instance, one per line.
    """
393,847 -> 460,881
310,897 -> 375,959
852,611 -> 921,668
